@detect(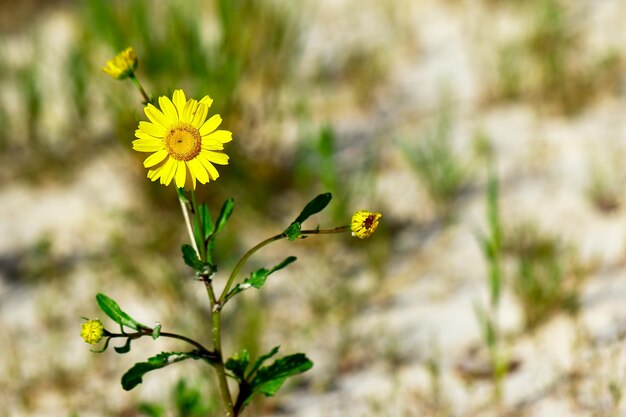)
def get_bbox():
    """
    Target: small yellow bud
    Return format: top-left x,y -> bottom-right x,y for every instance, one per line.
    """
102,47 -> 138,80
351,210 -> 382,239
81,319 -> 104,345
